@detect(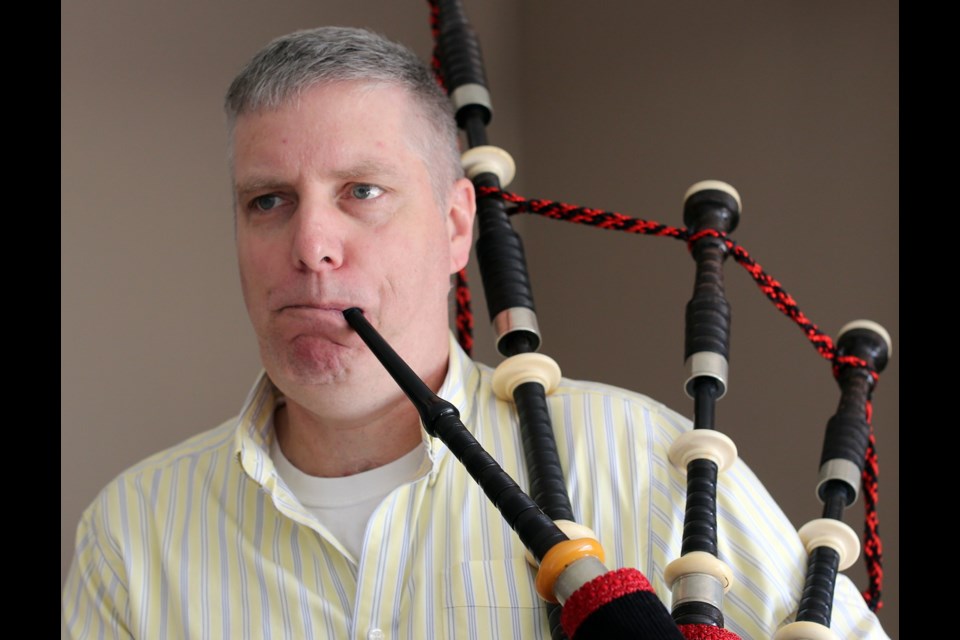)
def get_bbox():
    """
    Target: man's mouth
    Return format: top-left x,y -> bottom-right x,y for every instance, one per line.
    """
276,304 -> 353,323
277,301 -> 355,313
